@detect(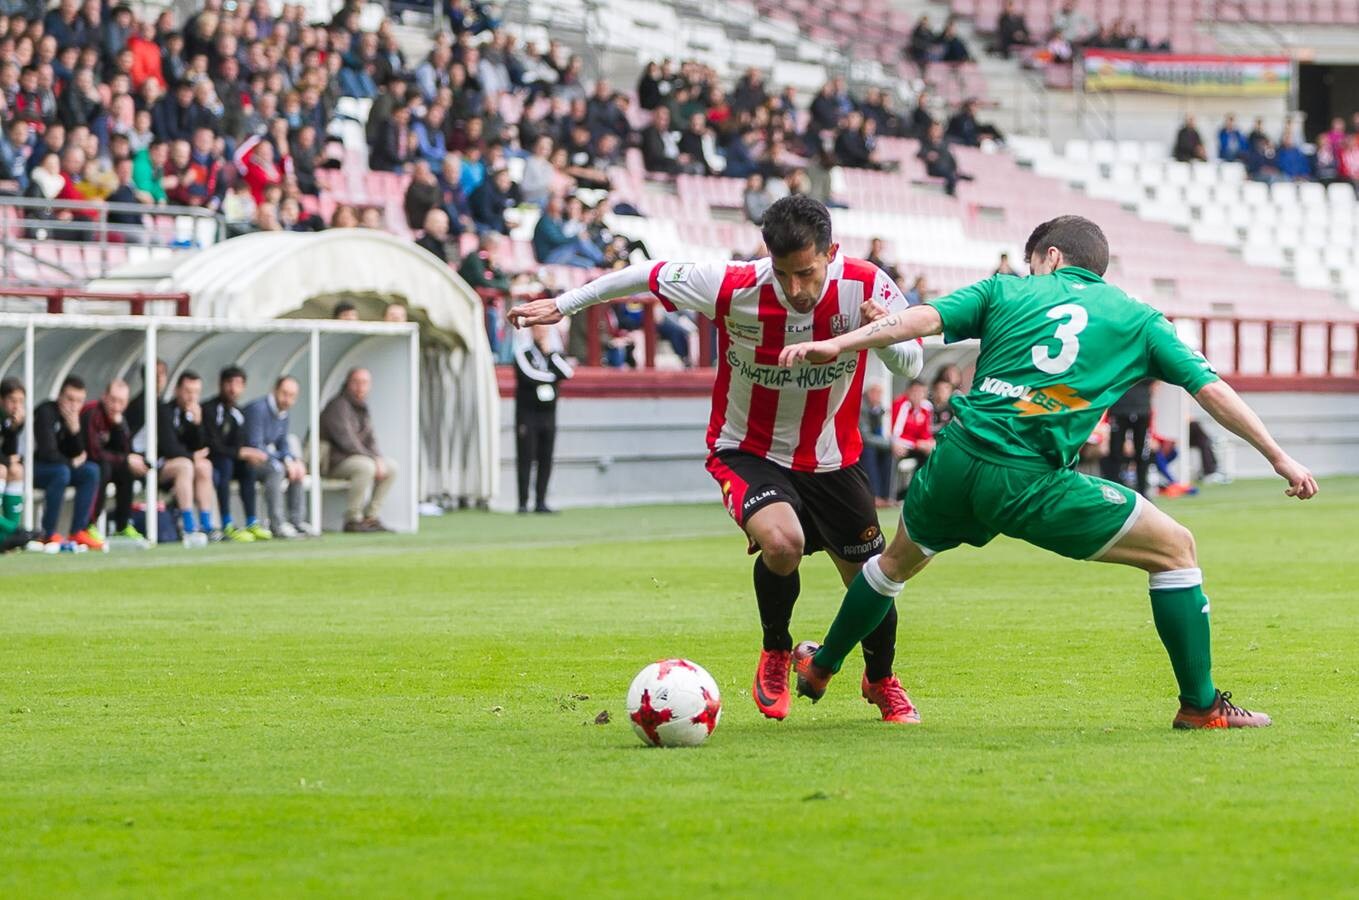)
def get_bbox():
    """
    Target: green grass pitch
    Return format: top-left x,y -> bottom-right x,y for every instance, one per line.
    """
3,479 -> 1358,898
